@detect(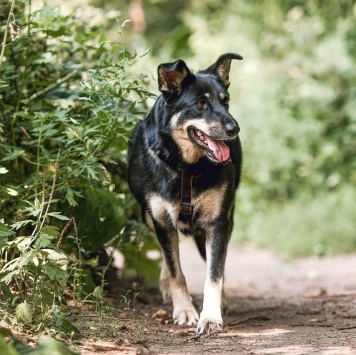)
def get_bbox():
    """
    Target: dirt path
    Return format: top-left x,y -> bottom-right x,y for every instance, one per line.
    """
79,238 -> 356,354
